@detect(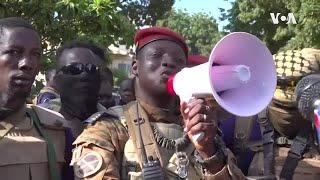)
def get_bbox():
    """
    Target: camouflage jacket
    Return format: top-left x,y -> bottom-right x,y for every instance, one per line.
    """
71,100 -> 245,180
